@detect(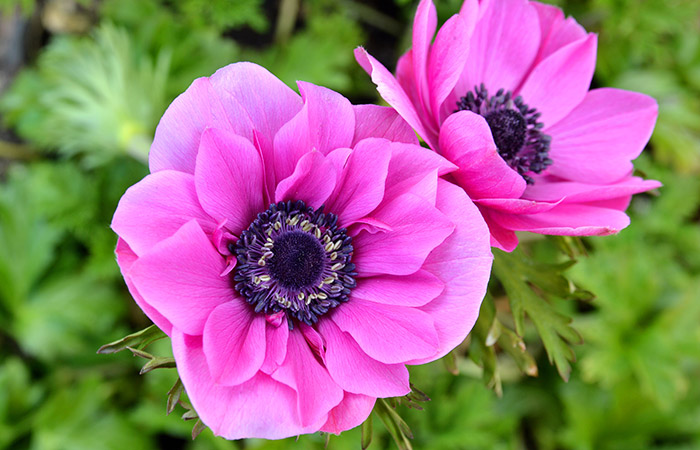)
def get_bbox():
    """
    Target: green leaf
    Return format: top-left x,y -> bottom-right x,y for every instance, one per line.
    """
375,399 -> 413,450
361,414 -> 373,449
493,249 -> 582,381
166,378 -> 184,416
97,325 -> 167,354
